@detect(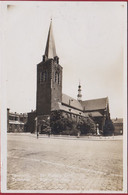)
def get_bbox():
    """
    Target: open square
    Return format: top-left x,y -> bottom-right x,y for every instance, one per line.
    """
7,133 -> 123,192
1,1 -> 126,193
